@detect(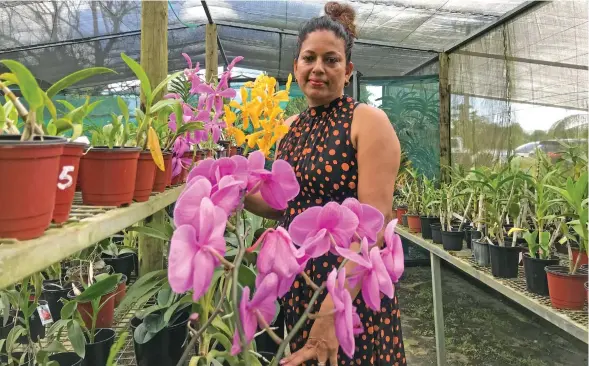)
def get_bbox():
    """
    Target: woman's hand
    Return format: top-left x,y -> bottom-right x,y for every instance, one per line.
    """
280,314 -> 339,366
